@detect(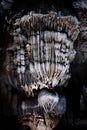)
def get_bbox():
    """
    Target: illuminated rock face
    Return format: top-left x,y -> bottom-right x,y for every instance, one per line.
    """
3,12 -> 79,130
6,12 -> 79,94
